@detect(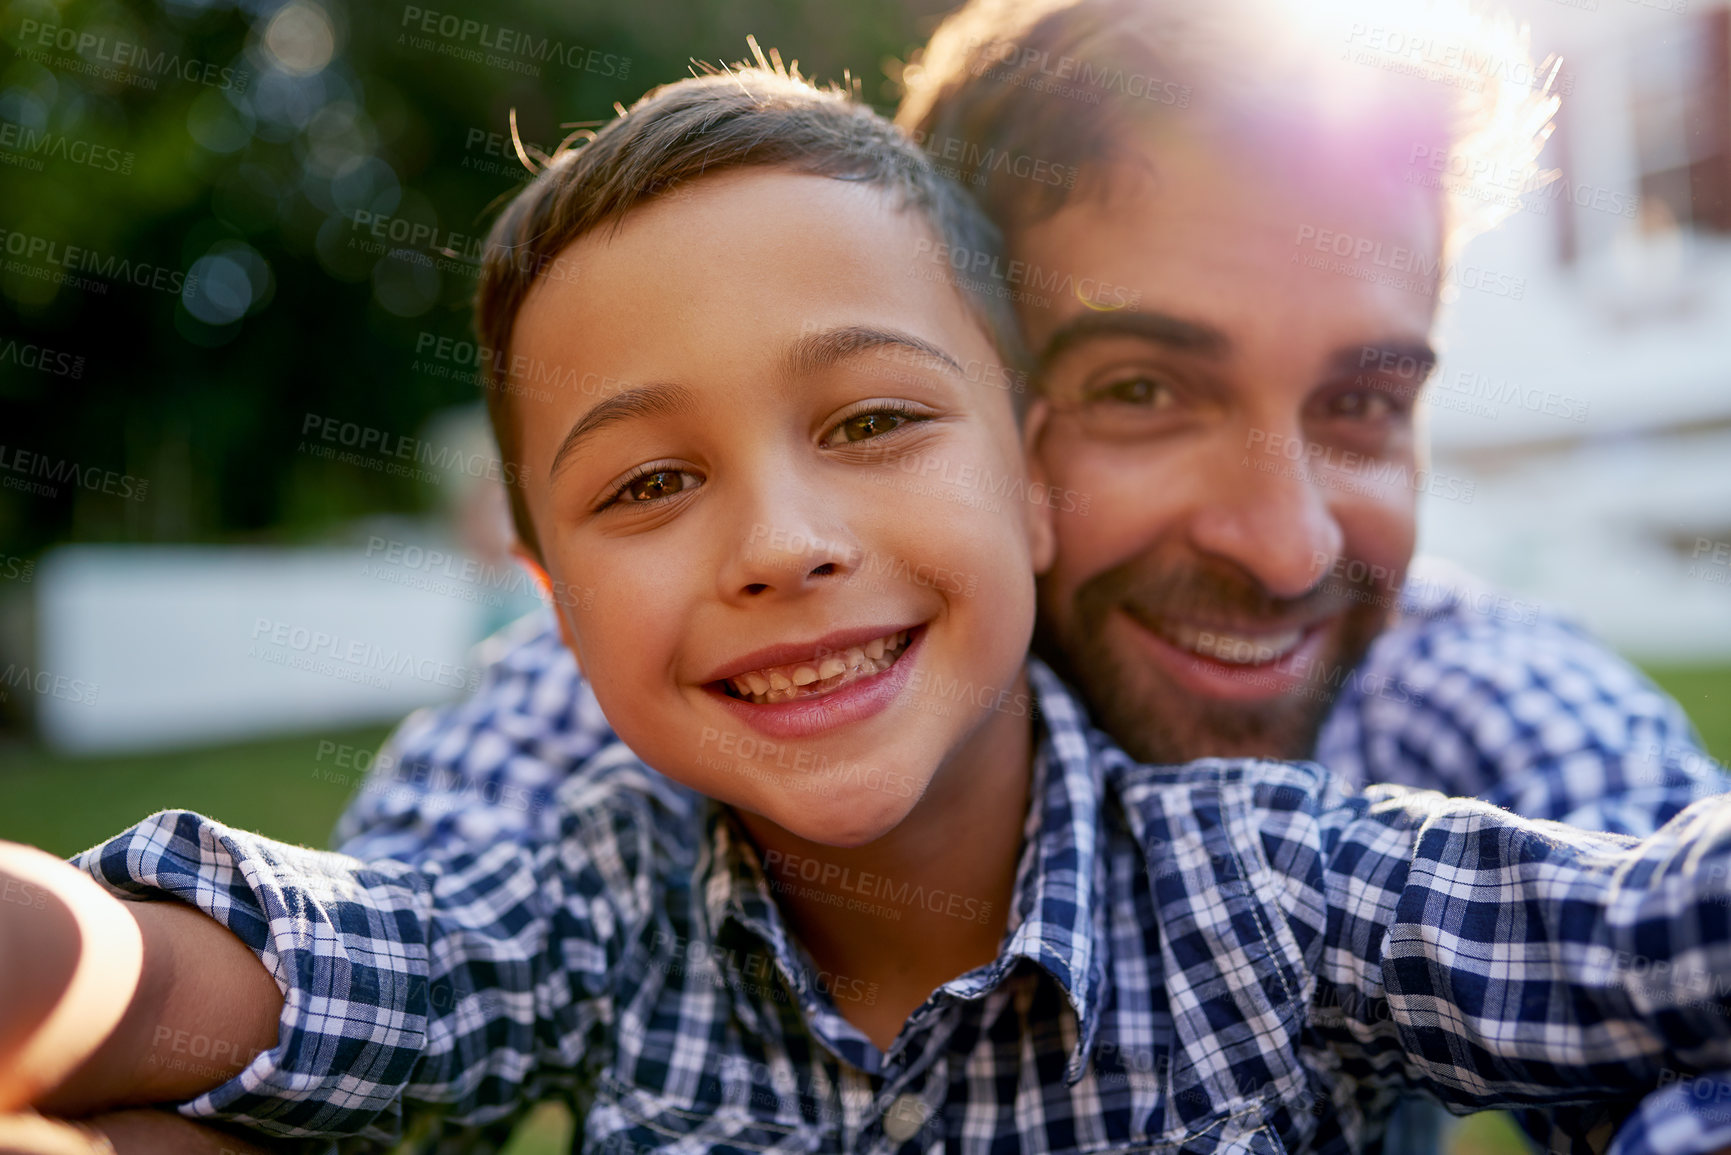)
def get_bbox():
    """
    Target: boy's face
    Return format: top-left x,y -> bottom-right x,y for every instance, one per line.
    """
509,170 -> 1050,848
